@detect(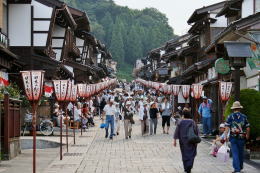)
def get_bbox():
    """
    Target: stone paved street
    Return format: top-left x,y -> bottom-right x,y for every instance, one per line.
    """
1,117 -> 259,173
75,117 -> 259,173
